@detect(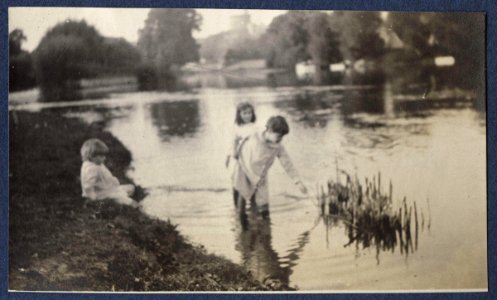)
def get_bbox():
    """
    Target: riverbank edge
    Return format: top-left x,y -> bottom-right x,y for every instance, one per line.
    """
8,110 -> 278,292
